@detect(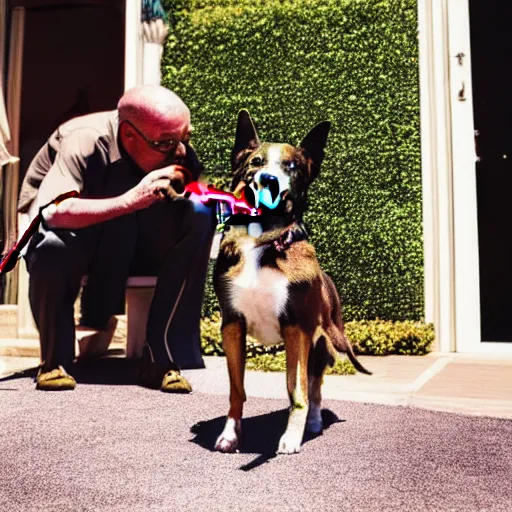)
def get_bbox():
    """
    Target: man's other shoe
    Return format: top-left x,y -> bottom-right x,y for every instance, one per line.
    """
161,369 -> 192,393
36,366 -> 76,391
136,358 -> 192,393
